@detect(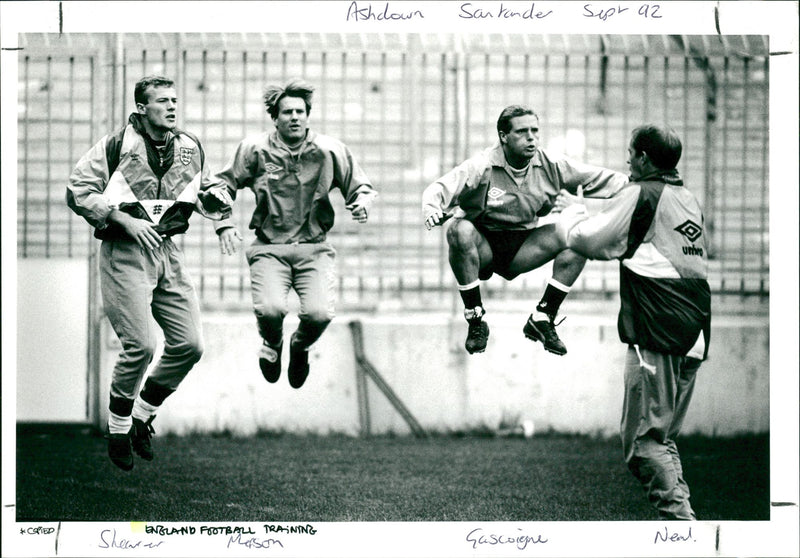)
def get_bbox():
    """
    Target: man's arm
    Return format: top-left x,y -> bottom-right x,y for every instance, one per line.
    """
214,137 -> 266,255
332,141 -> 378,224
557,184 -> 641,260
183,133 -> 234,221
67,131 -> 164,250
66,136 -> 116,230
421,157 -> 478,229
212,138 -> 256,236
545,149 -> 628,199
